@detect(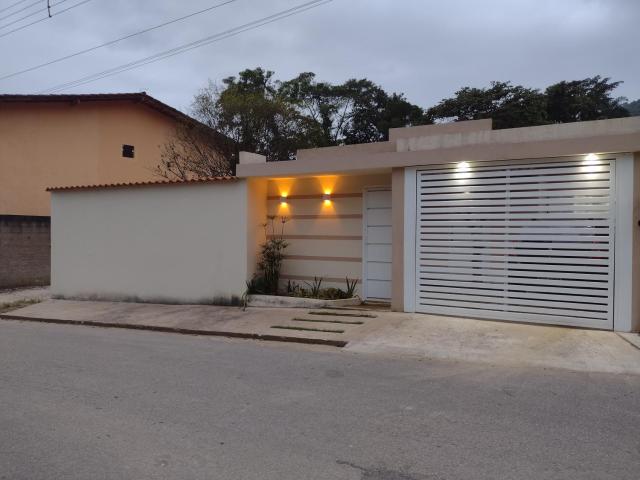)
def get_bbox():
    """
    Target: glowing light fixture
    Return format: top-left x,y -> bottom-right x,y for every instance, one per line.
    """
280,194 -> 288,204
582,153 -> 601,175
456,161 -> 471,172
322,192 -> 331,204
454,161 -> 471,180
